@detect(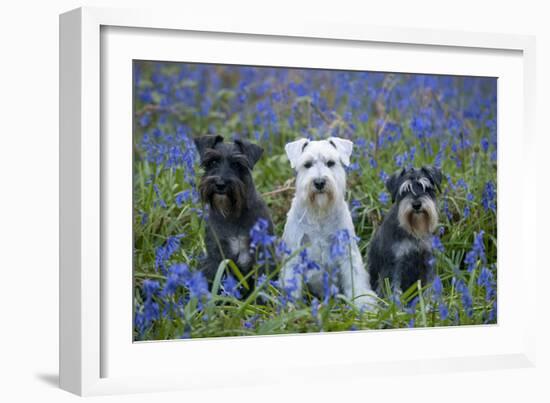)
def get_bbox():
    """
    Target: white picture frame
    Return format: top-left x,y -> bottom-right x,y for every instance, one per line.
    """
59,6 -> 537,396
